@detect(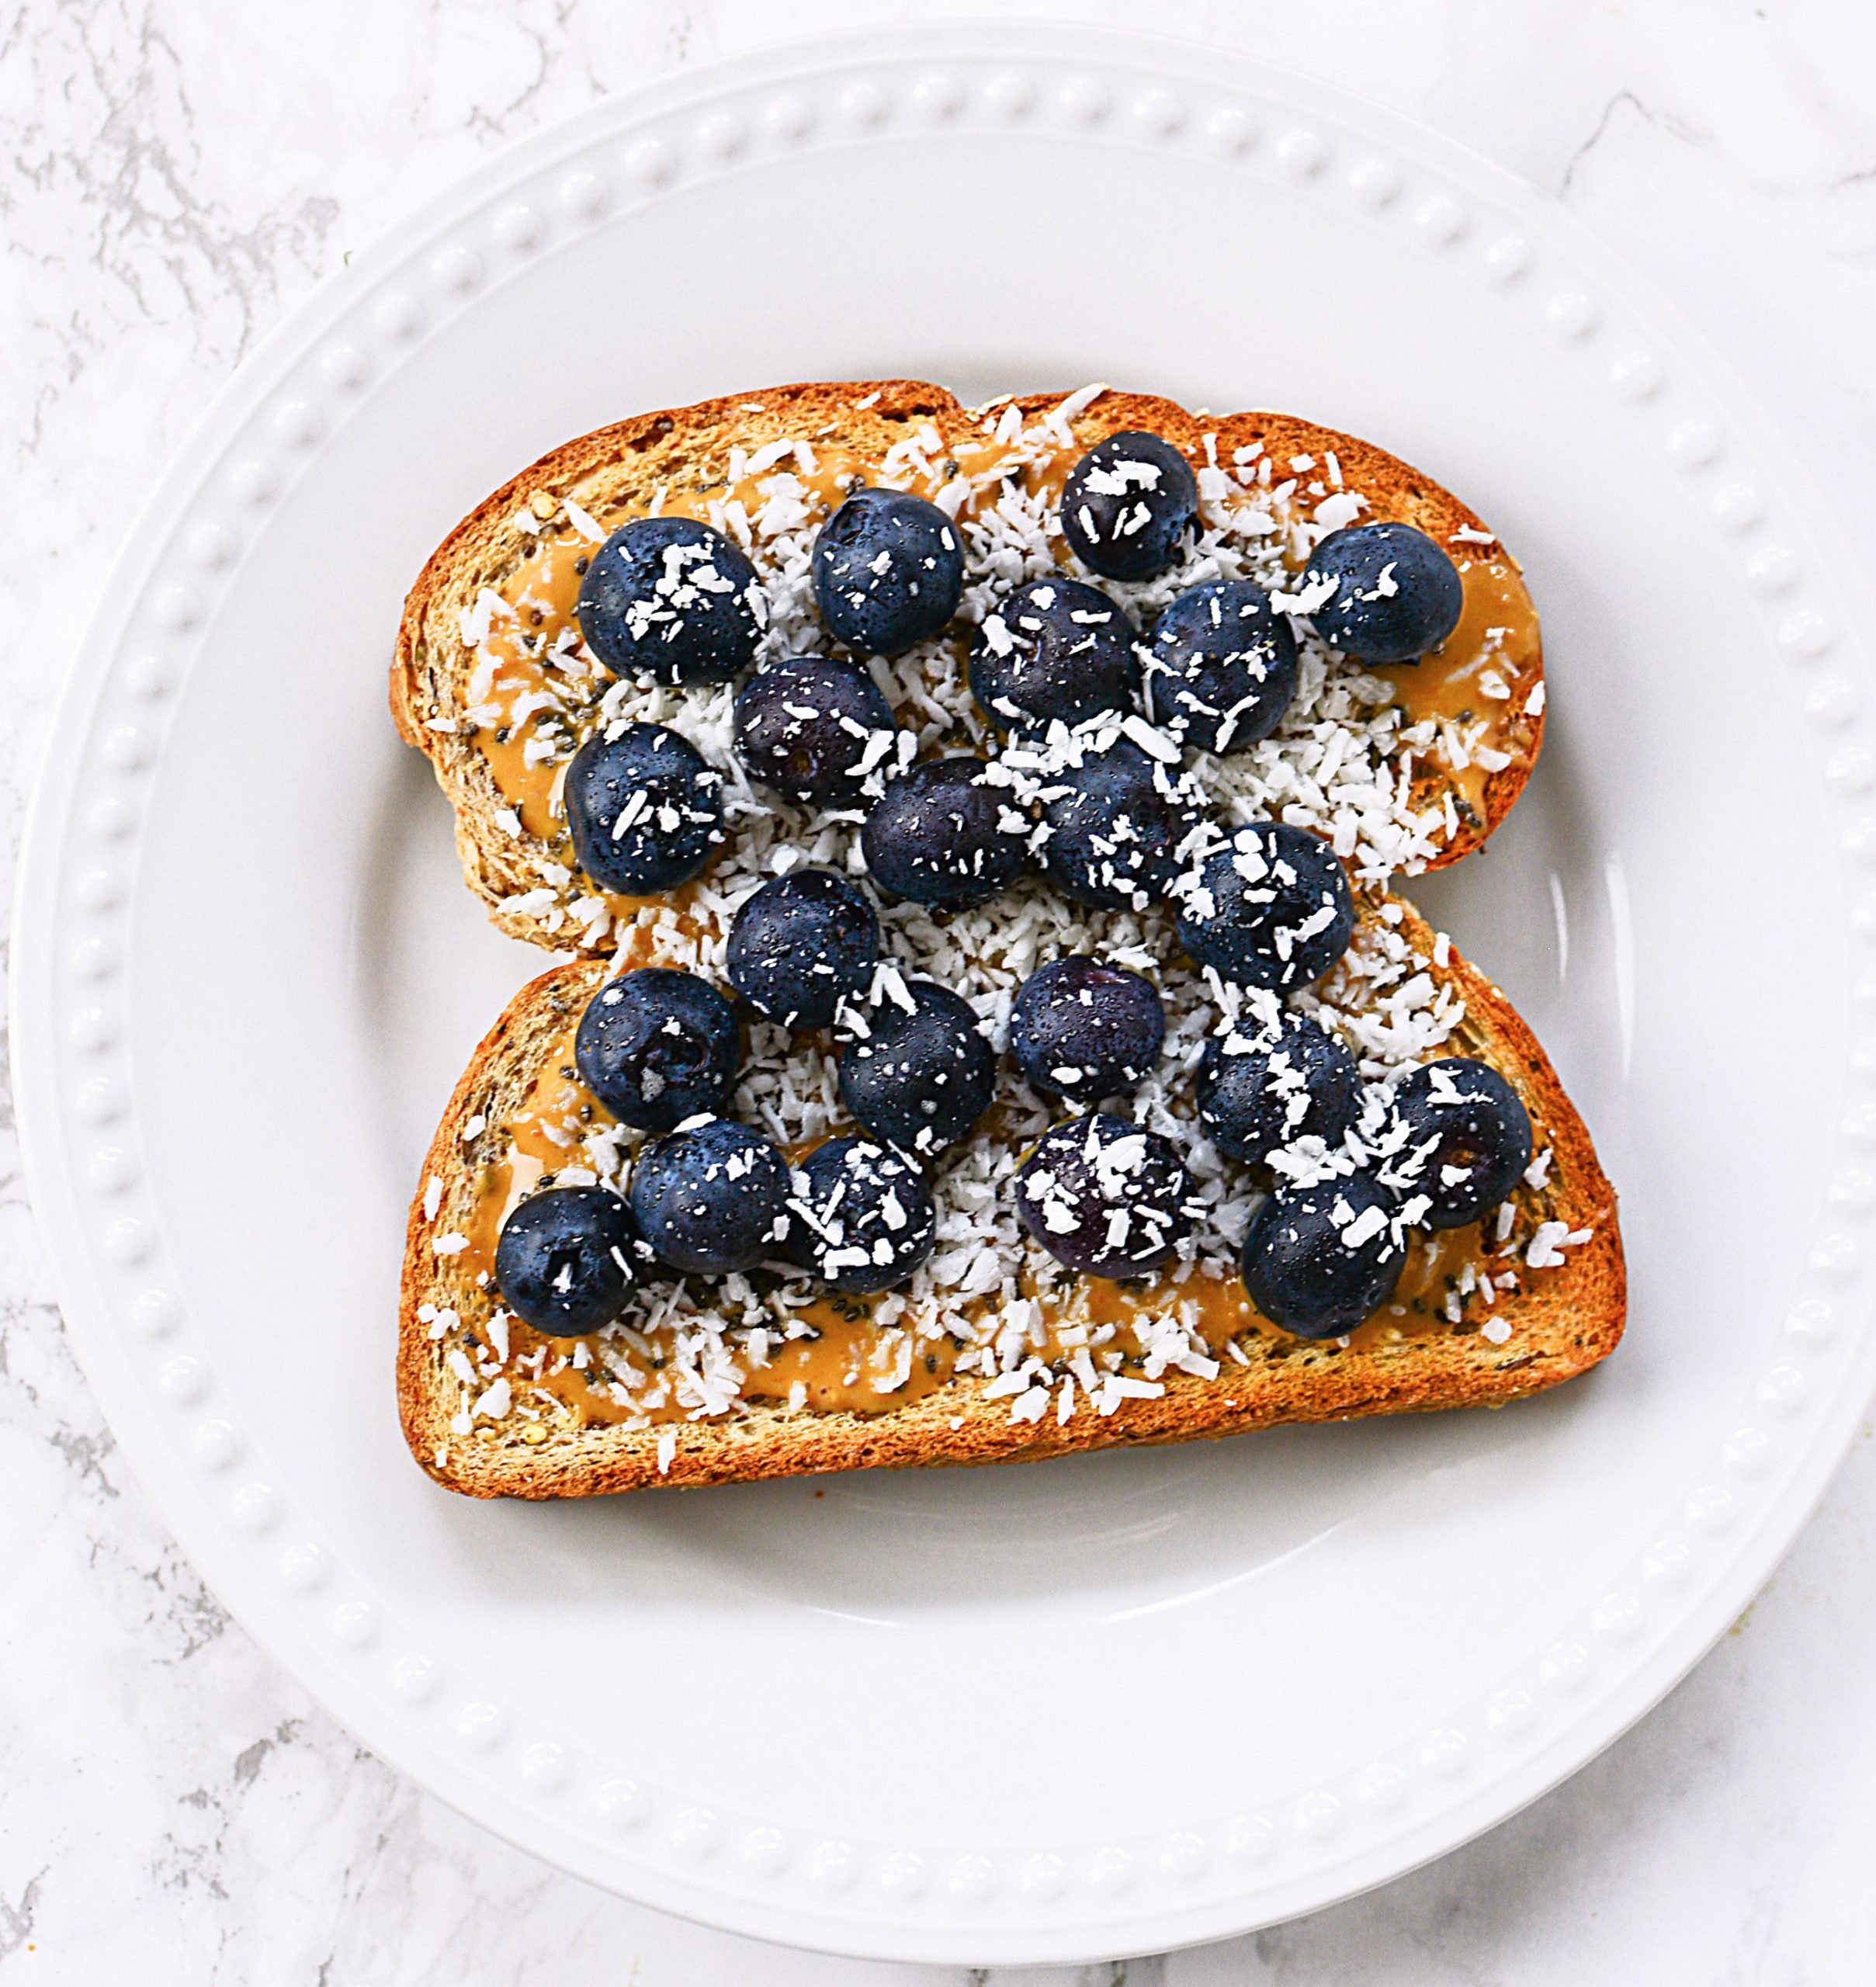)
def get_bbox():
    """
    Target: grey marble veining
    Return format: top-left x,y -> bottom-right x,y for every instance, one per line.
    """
5,2 -> 1876,1981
